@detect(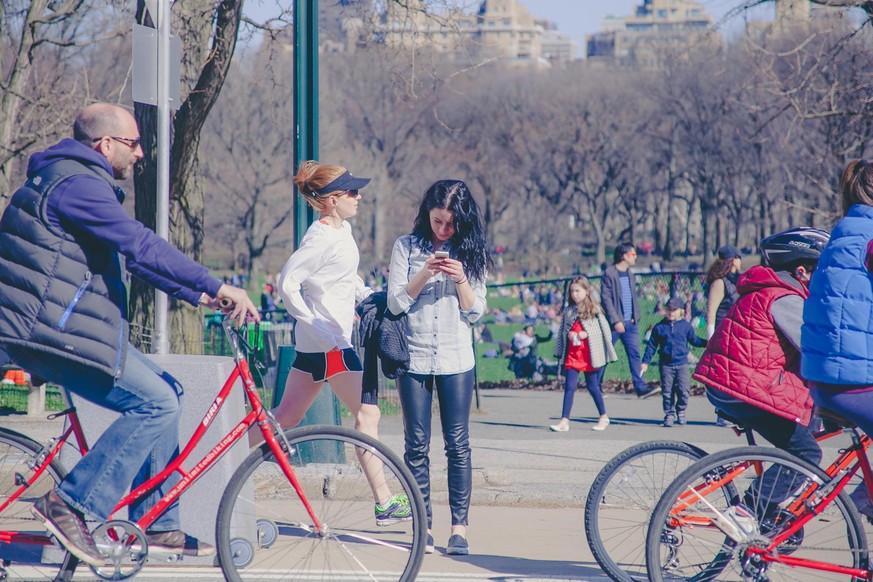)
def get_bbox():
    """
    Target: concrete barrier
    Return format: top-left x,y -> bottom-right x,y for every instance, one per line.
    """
61,354 -> 252,566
